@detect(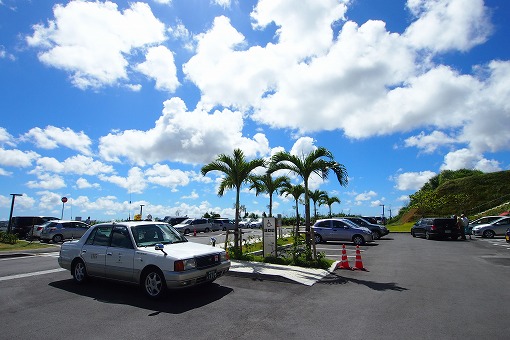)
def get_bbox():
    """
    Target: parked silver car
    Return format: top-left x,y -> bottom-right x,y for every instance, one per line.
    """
312,218 -> 373,245
40,220 -> 91,243
173,218 -> 214,235
212,218 -> 236,231
472,216 -> 510,238
58,221 -> 230,299
250,218 -> 263,229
